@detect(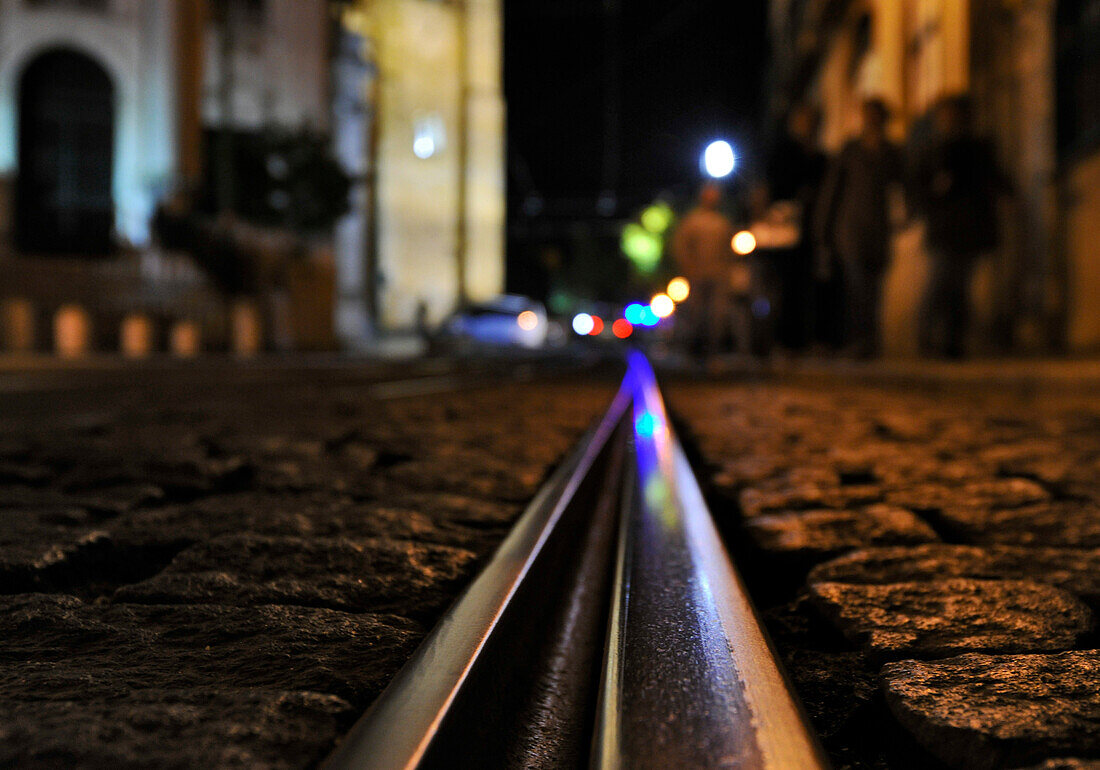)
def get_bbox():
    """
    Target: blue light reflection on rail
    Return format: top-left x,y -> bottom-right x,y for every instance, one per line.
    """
626,351 -> 680,532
